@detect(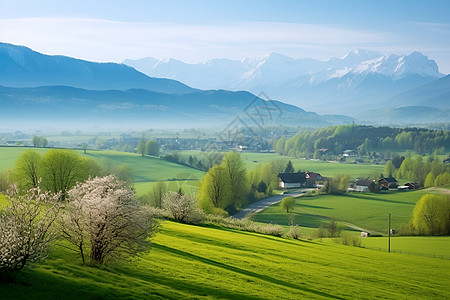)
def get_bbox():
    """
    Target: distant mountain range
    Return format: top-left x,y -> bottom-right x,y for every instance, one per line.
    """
124,50 -> 446,115
0,43 -> 355,130
0,42 -> 194,94
0,43 -> 448,130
